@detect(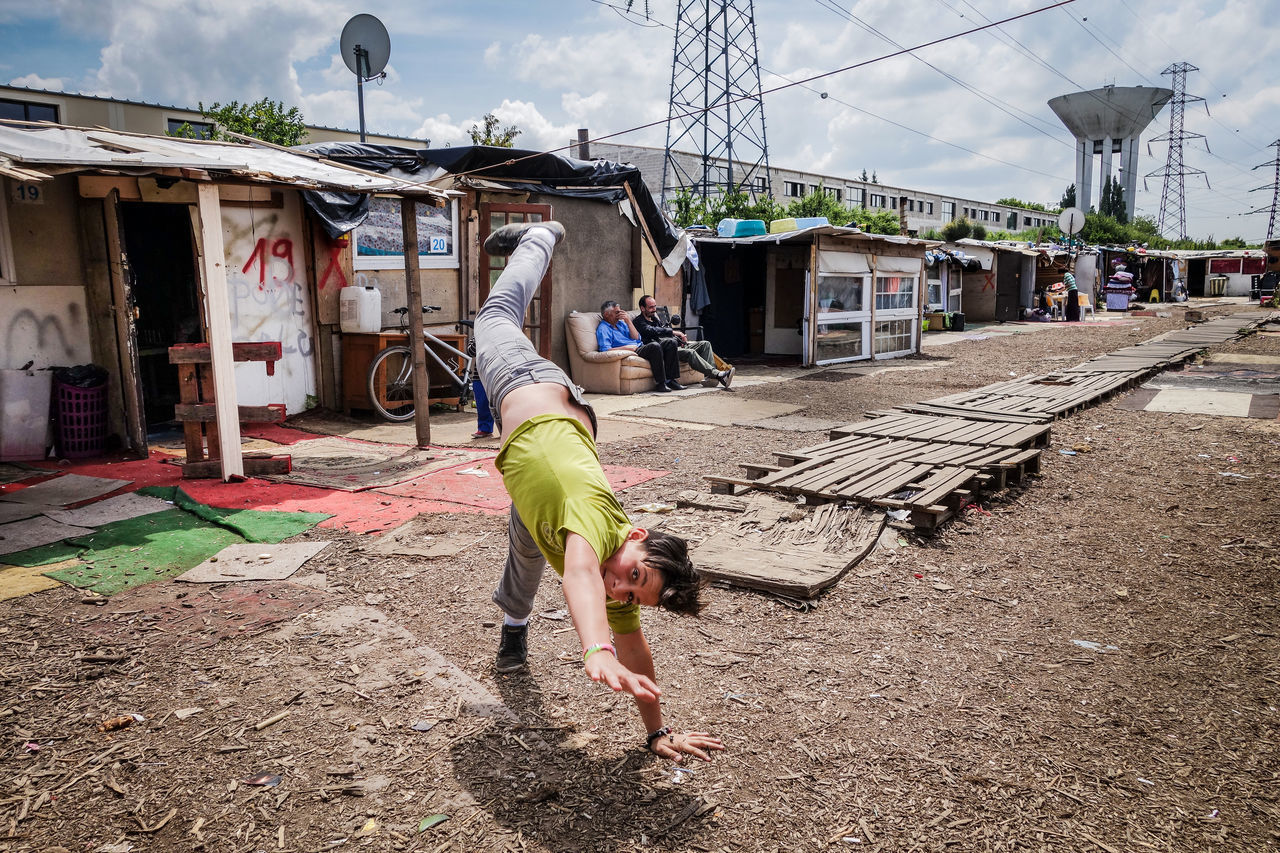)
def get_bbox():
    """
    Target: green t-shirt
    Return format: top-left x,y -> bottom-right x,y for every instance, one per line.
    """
495,414 -> 640,634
